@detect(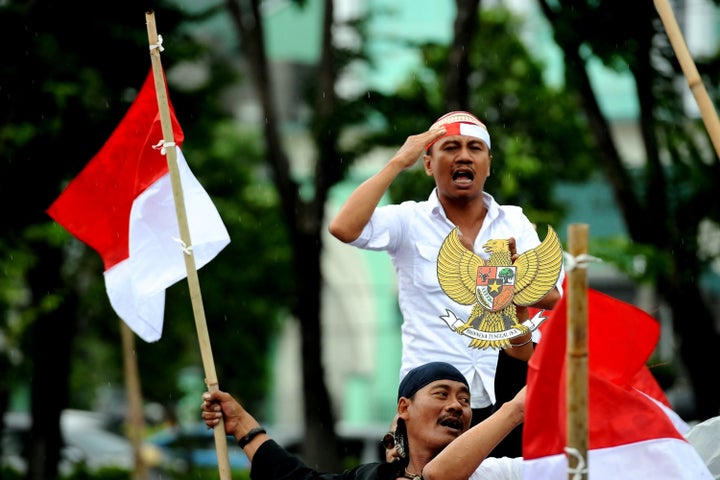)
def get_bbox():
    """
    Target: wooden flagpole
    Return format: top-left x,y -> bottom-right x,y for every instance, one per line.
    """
145,11 -> 232,480
120,321 -> 148,480
654,0 -> 720,159
567,224 -> 589,480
